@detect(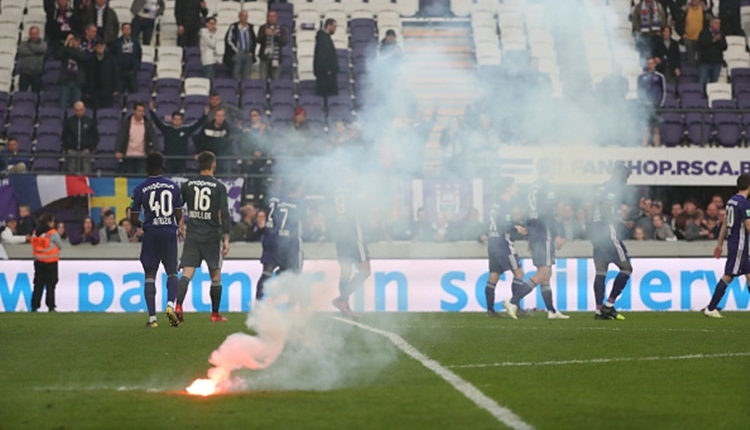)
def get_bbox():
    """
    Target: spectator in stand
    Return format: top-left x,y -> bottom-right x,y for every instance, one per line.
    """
175,0 -> 207,47
194,108 -> 234,174
652,26 -> 681,83
230,204 -> 256,242
70,216 -> 100,245
18,27 -> 47,93
650,199 -> 665,221
705,202 -> 719,222
633,226 -> 647,241
257,11 -> 287,80
16,205 -> 37,237
632,0 -> 667,58
719,0 -> 741,35
46,0 -> 75,58
412,207 -> 437,242
0,137 -> 31,175
448,207 -> 485,241
149,102 -> 207,174
112,23 -> 142,94
653,214 -> 676,240
130,0 -> 164,46
59,35 -> 86,109
637,57 -> 666,147
224,10 -> 256,81
684,198 -> 698,215
710,194 -> 724,210
62,101 -> 99,174
558,204 -> 586,241
314,18 -> 339,107
1,215 -> 29,245
668,201 -> 682,235
697,18 -> 727,89
99,210 -> 129,243
87,40 -> 120,110
207,91 -> 243,126
634,197 -> 654,237
119,218 -> 142,243
618,203 -> 635,240
55,221 -> 69,245
85,0 -> 119,46
681,1 -> 709,67
238,108 -> 269,180
199,16 -> 220,80
115,102 -> 159,174
379,29 -> 403,60
80,24 -> 99,64
71,0 -> 92,36
684,210 -> 709,240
